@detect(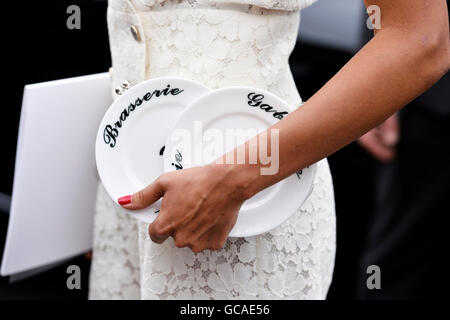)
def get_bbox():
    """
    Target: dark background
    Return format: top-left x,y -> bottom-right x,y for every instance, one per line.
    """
0,0 -> 447,299
0,0 -> 110,299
